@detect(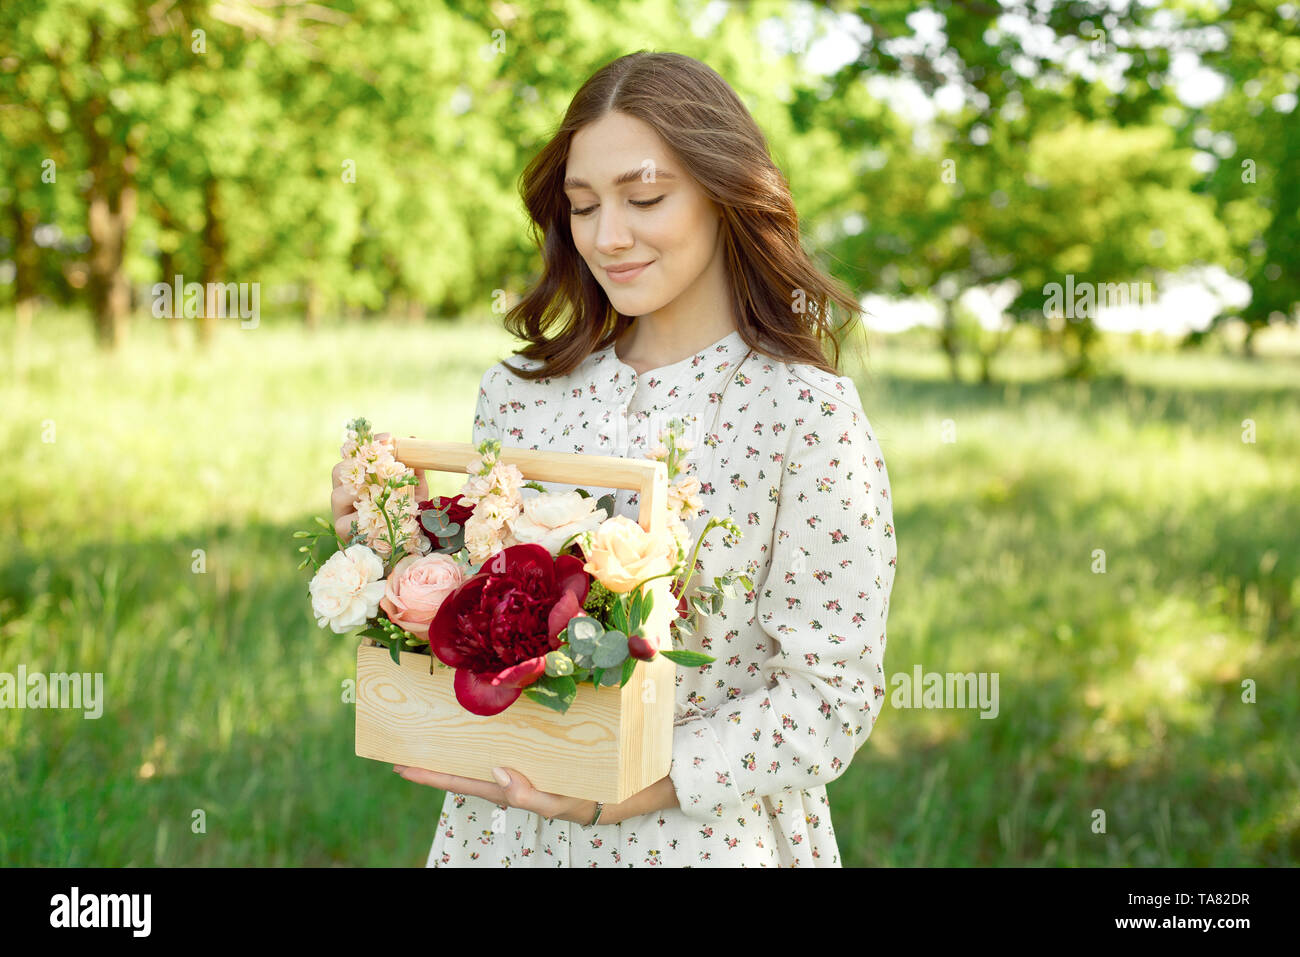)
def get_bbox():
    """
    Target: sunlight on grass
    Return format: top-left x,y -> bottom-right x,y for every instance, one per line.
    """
1,310 -> 1297,865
